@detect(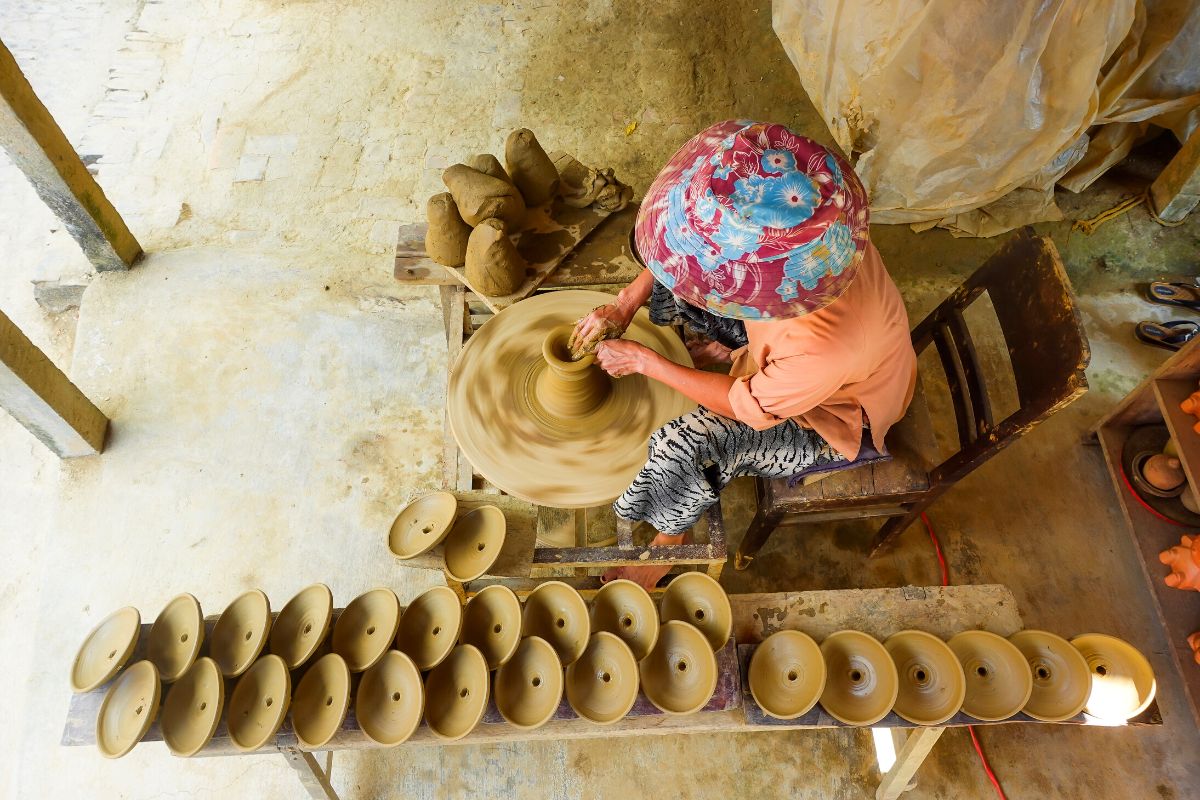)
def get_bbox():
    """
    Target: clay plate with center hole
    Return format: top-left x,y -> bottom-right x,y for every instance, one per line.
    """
639,621 -> 718,715
291,653 -> 352,749
1008,630 -> 1091,722
424,644 -> 490,740
589,579 -> 658,661
146,593 -> 204,683
566,631 -> 639,724
818,630 -> 899,726
227,654 -> 291,752
395,585 -> 463,670
443,505 -> 506,582
270,583 -> 333,669
389,491 -> 458,559
161,657 -> 224,757
494,636 -> 564,730
209,589 -> 271,679
659,572 -> 732,651
459,584 -> 522,669
71,606 -> 141,693
748,630 -> 826,720
95,660 -> 161,758
357,650 -> 425,746
332,588 -> 401,673
947,630 -> 1032,722
884,630 -> 966,726
521,580 -> 590,666
1070,633 -> 1157,721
